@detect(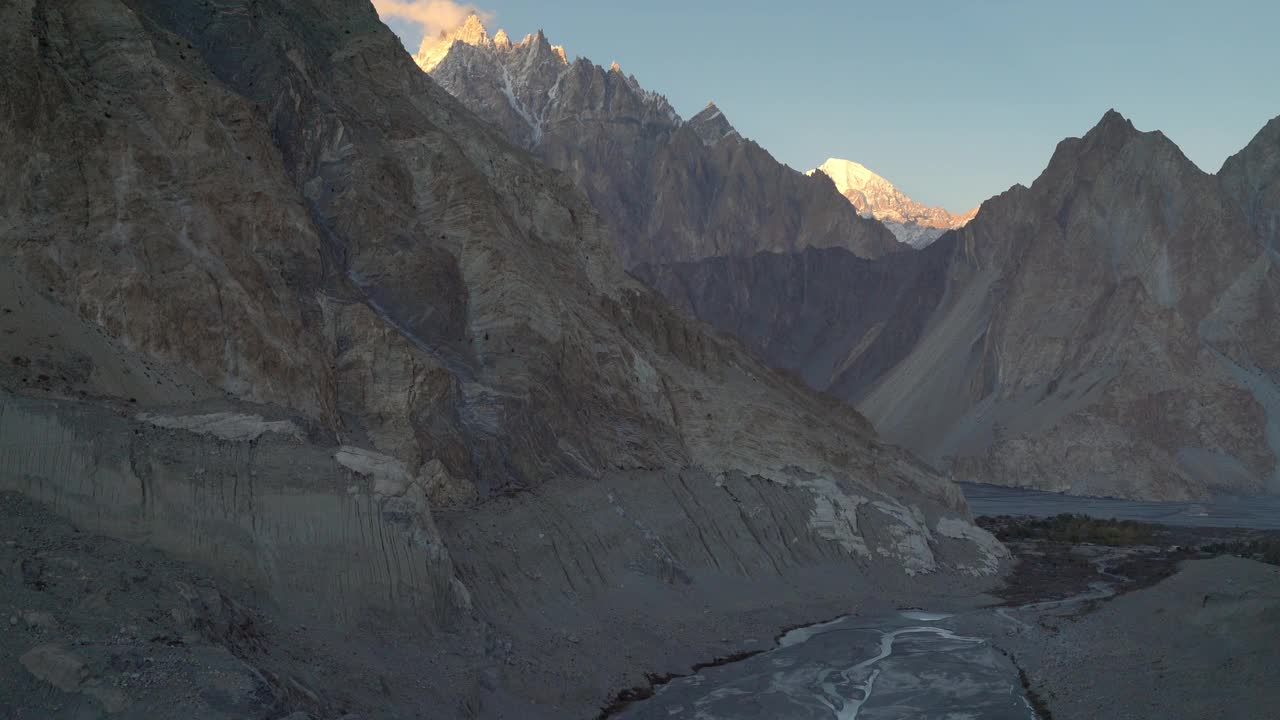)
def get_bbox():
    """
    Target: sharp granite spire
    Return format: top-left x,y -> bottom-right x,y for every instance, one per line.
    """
687,102 -> 740,146
413,13 -> 492,71
415,16 -> 568,73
